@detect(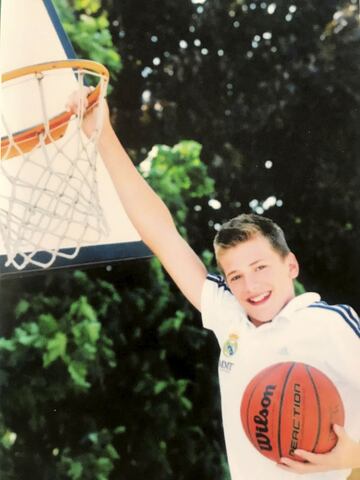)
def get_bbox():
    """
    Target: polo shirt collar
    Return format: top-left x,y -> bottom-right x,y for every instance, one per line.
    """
276,292 -> 321,319
245,292 -> 321,329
